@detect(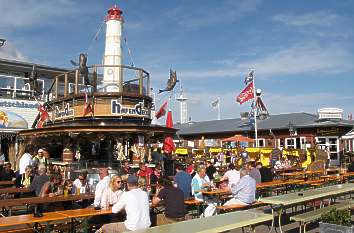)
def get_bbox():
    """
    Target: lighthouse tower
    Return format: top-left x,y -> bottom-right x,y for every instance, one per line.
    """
103,6 -> 124,92
176,89 -> 188,124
